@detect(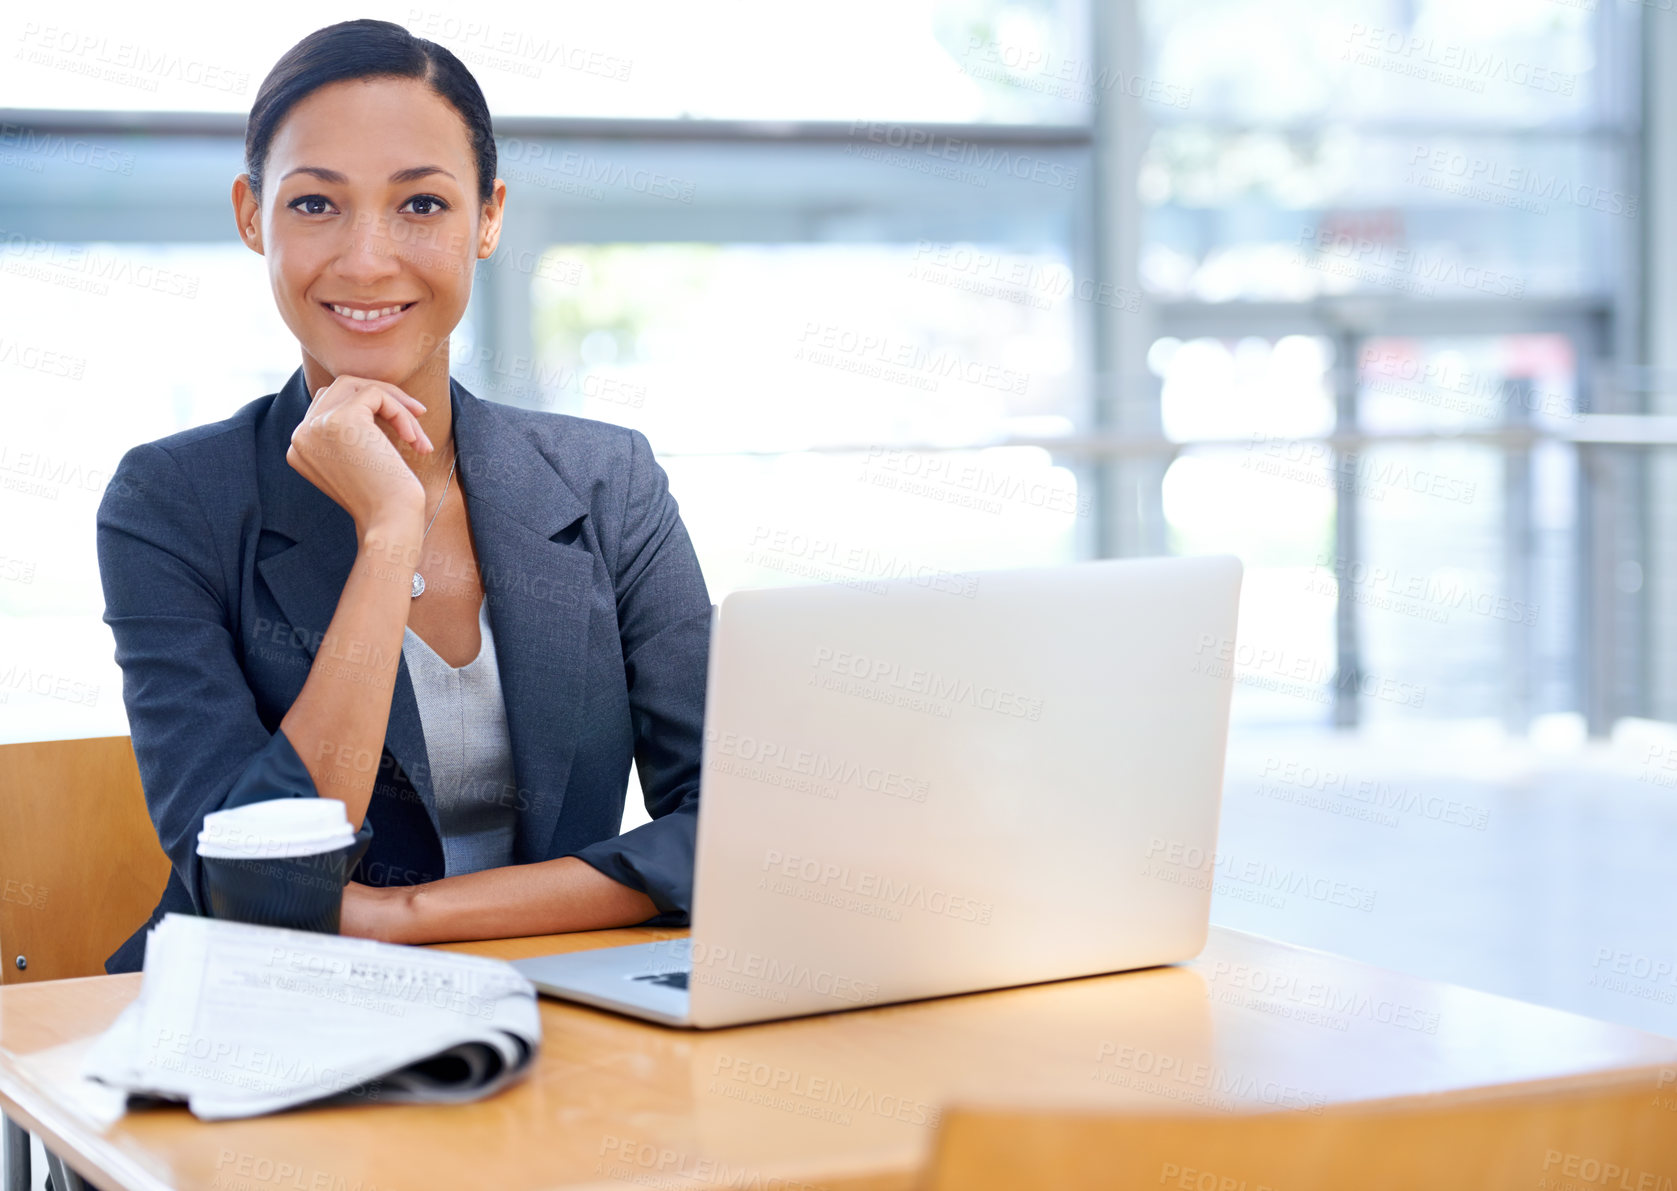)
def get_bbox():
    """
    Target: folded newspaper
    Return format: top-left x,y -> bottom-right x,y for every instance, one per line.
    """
82,913 -> 541,1120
